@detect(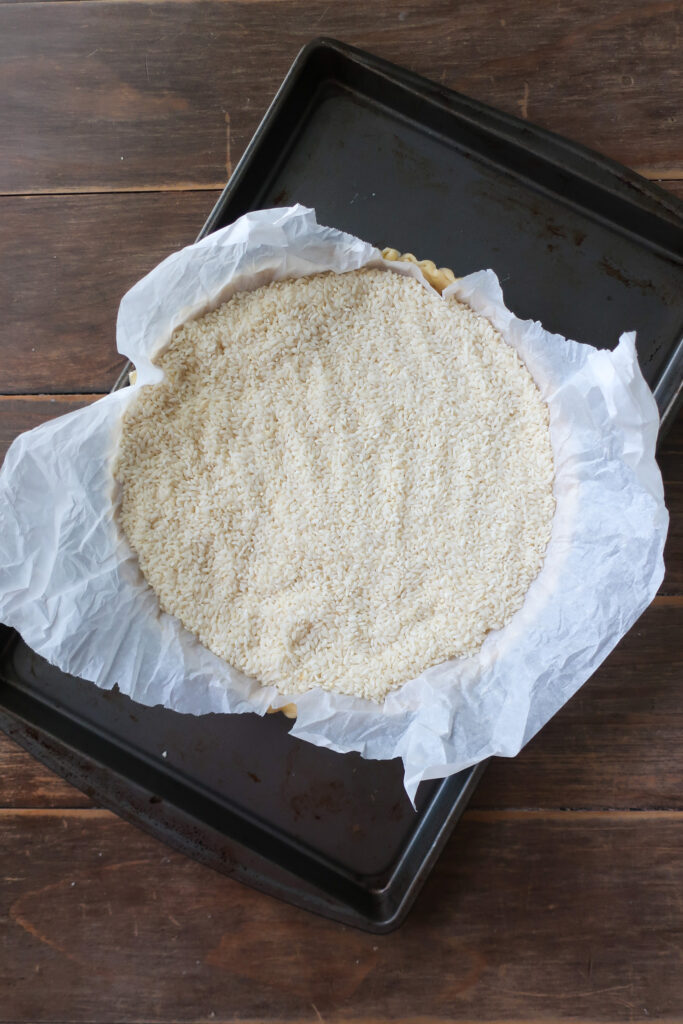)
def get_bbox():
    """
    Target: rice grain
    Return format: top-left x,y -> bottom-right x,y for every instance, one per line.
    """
115,268 -> 555,701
